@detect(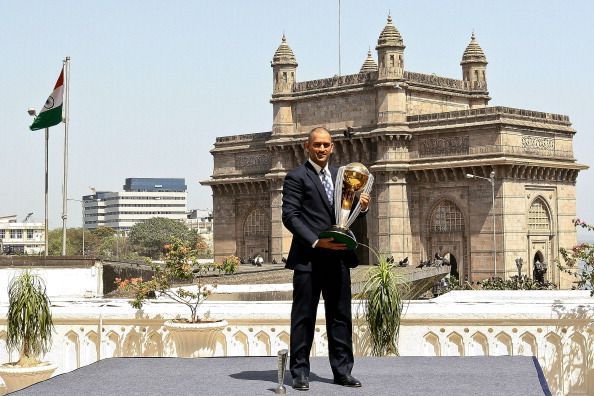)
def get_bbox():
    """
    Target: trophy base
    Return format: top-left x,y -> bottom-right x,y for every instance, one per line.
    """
319,226 -> 358,250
